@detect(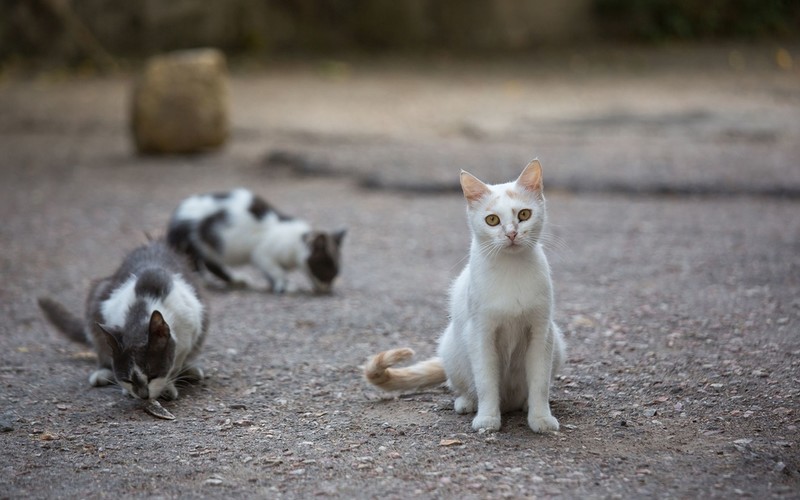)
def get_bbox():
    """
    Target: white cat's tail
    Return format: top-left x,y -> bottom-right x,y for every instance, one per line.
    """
364,348 -> 447,392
